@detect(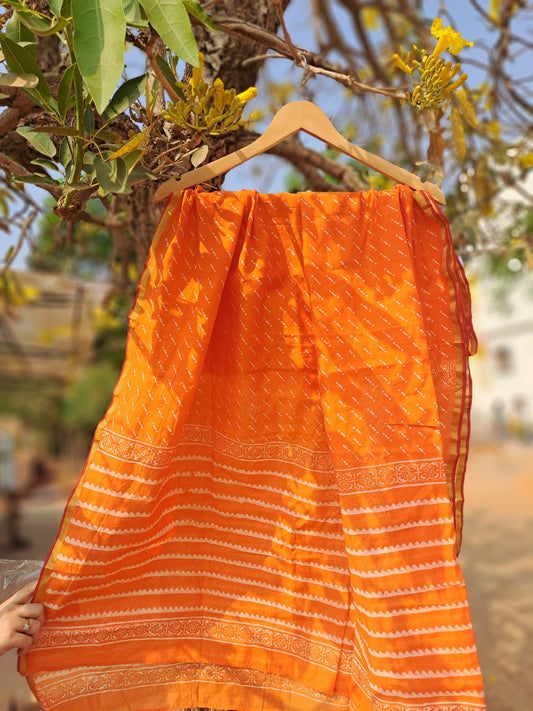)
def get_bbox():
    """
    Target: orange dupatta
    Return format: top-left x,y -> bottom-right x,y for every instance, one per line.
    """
22,186 -> 484,711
